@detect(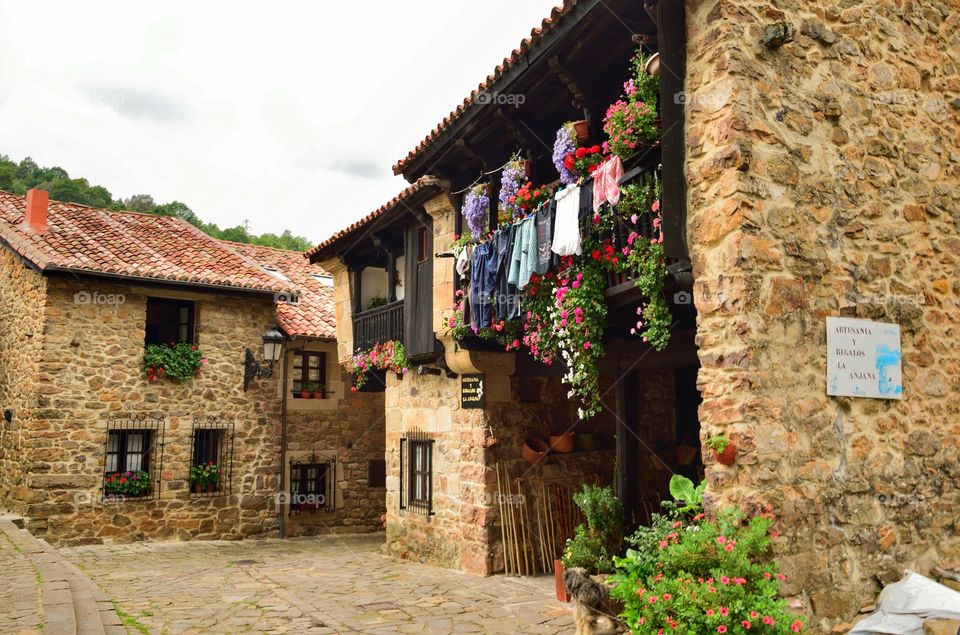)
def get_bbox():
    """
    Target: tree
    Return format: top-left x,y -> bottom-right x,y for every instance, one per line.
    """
124,194 -> 156,212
